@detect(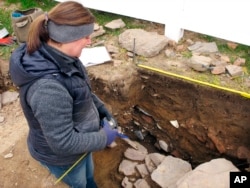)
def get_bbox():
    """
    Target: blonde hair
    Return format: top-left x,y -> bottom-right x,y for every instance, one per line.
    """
27,1 -> 95,54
